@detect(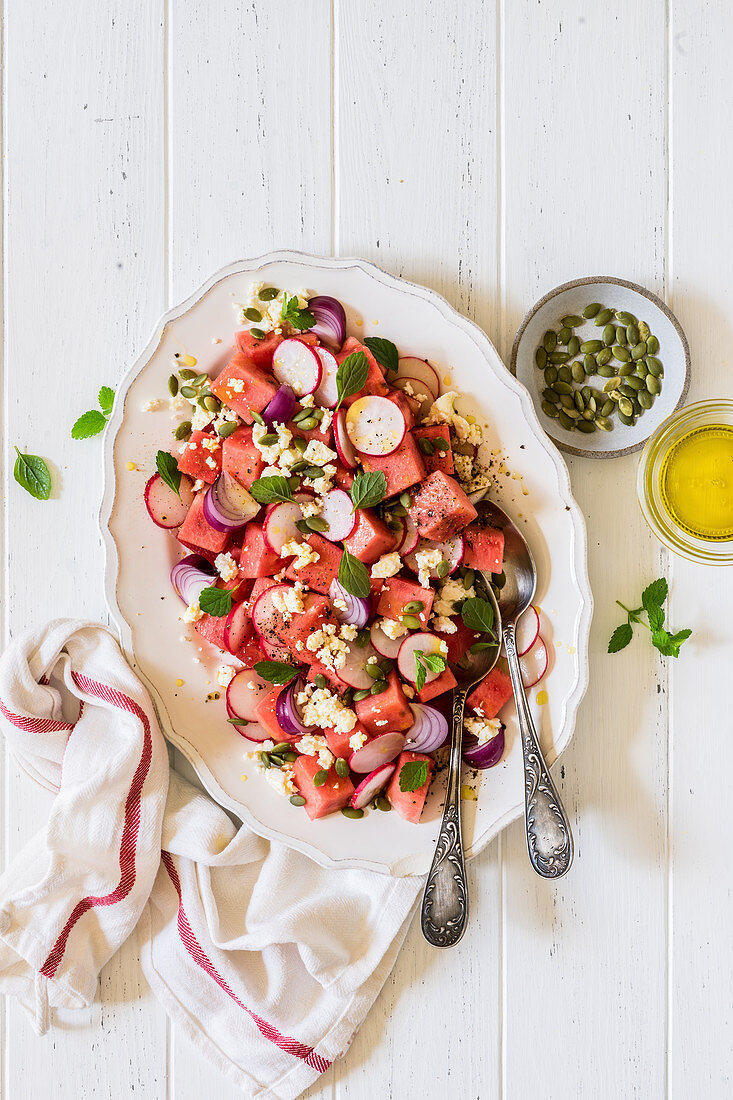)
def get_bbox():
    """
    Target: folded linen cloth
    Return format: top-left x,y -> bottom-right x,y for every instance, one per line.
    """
0,620 -> 420,1099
